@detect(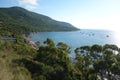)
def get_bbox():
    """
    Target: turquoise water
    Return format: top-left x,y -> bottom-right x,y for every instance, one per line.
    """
29,29 -> 119,57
